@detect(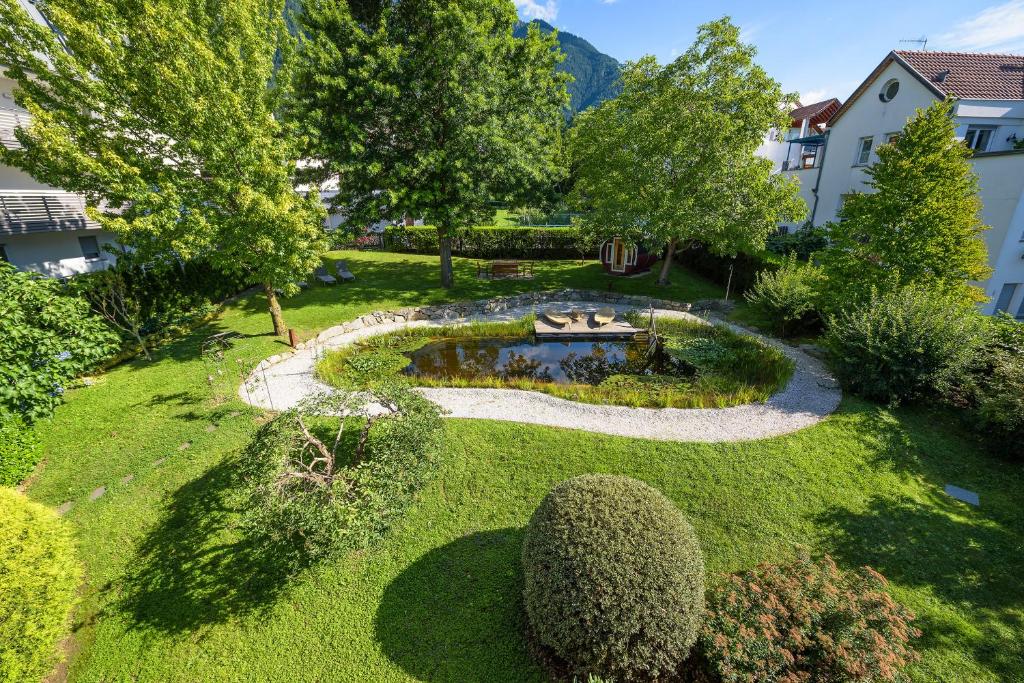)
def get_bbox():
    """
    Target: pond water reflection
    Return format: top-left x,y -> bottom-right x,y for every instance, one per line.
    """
403,336 -> 690,385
